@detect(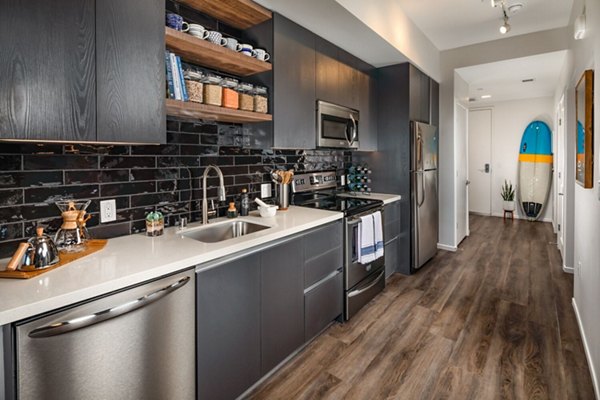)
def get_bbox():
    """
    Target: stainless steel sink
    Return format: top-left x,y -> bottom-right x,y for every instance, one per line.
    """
182,220 -> 270,243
